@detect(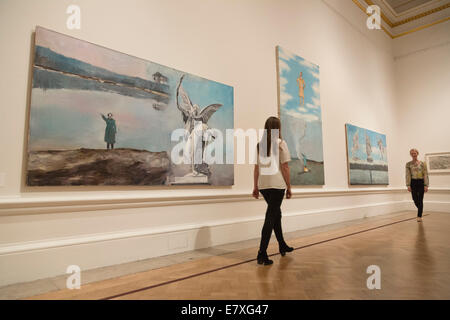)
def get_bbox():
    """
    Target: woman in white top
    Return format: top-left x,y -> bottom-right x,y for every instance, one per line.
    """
252,116 -> 293,265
